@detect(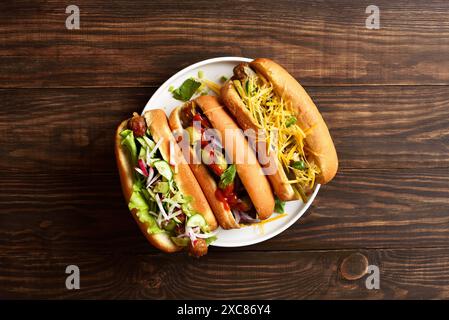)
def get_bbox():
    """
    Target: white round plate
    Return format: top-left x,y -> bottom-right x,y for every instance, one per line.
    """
143,57 -> 320,247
